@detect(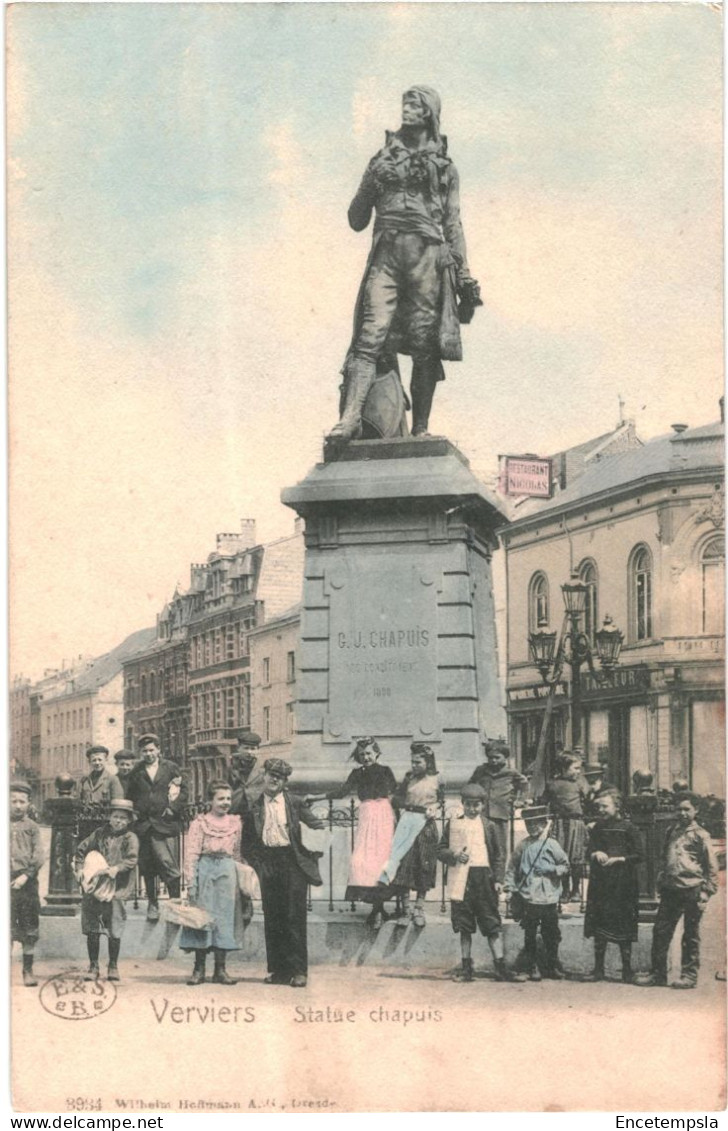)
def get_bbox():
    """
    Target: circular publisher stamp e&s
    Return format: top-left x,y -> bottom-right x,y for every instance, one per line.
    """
39,970 -> 117,1021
